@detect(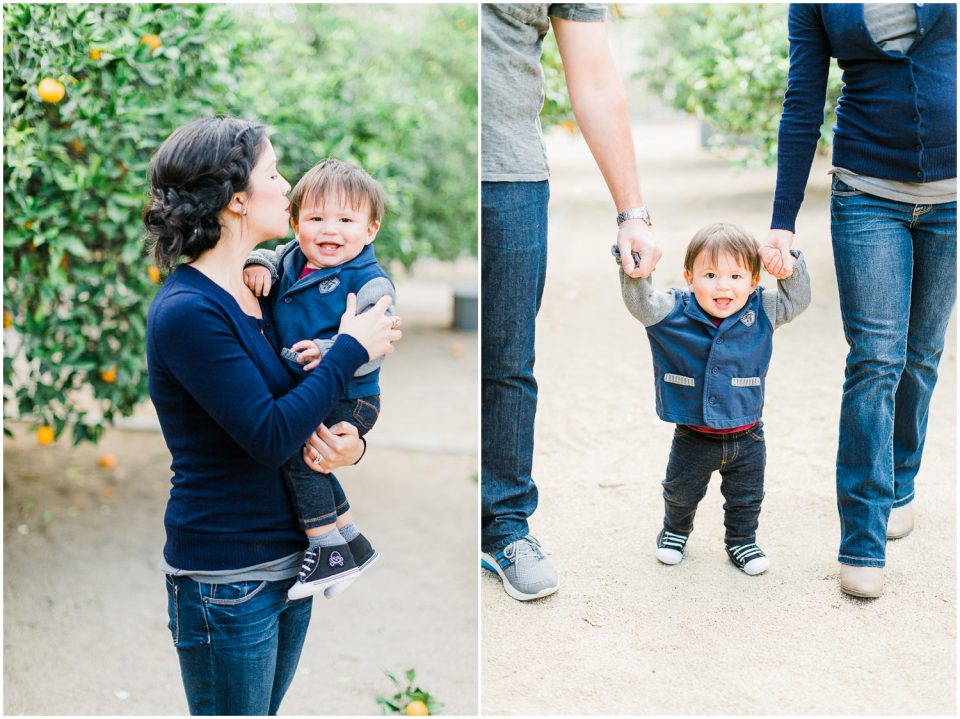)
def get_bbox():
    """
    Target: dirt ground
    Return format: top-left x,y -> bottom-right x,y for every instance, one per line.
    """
480,117 -> 957,715
3,282 -> 479,715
